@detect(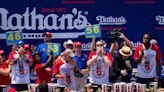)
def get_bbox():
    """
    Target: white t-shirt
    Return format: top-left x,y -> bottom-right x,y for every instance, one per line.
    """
11,56 -> 30,84
89,55 -> 109,84
134,44 -> 161,78
57,61 -> 76,90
